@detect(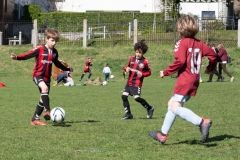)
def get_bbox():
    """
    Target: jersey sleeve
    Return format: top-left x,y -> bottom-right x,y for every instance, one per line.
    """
16,47 -> 40,60
163,40 -> 186,76
142,59 -> 151,77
